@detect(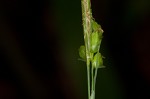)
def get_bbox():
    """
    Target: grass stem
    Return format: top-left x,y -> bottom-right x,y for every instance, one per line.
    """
81,0 -> 92,98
